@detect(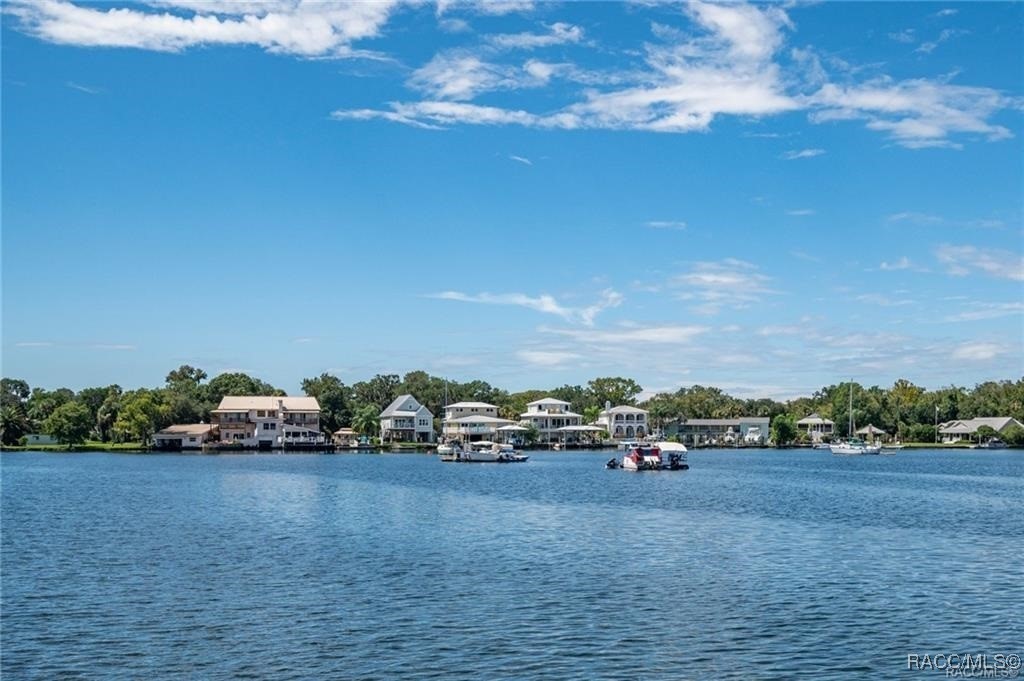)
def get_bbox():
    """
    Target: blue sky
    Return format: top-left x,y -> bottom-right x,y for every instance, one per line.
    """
2,1 -> 1022,400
